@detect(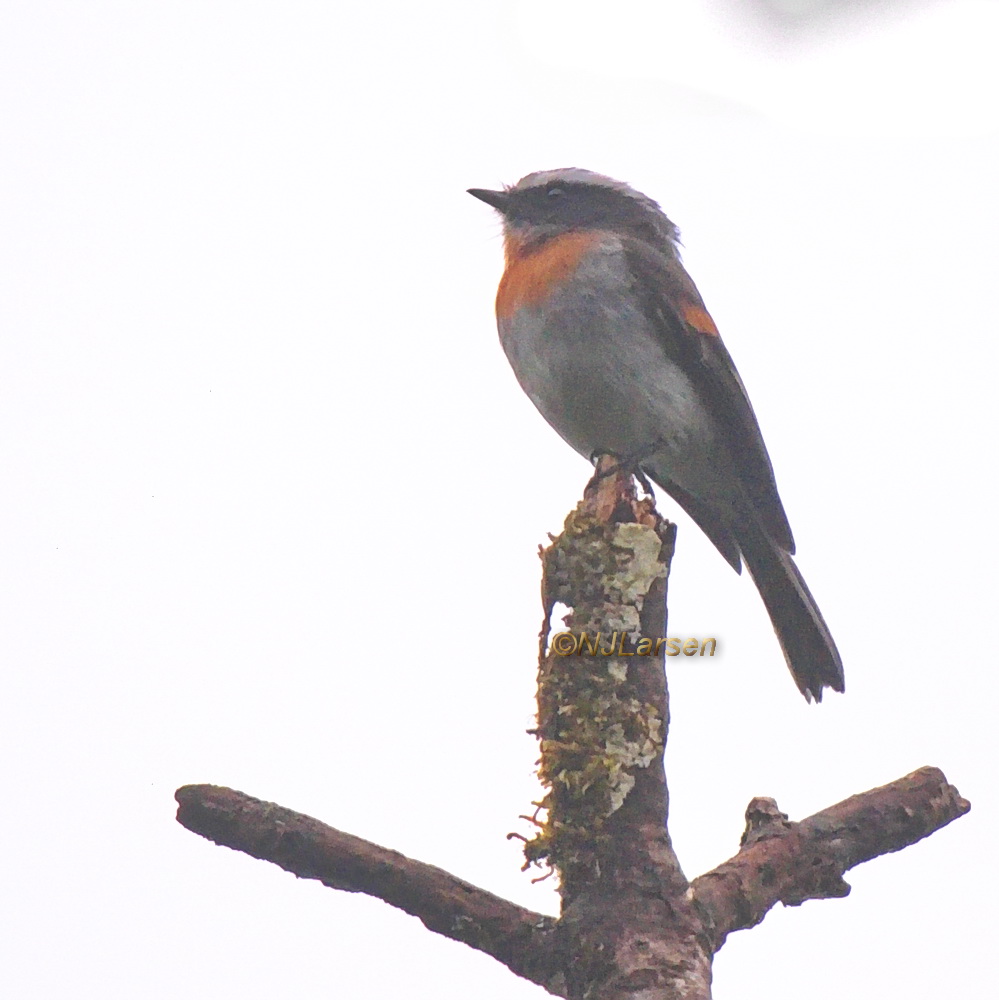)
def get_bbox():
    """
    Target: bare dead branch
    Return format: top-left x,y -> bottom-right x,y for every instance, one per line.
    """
691,766 -> 971,951
175,784 -> 562,993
